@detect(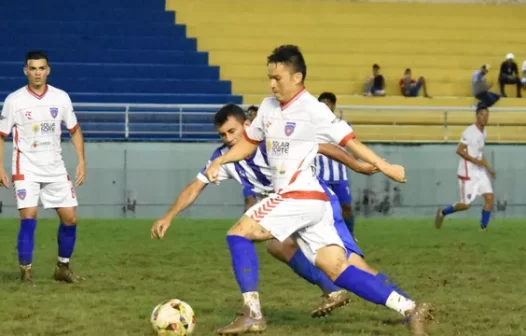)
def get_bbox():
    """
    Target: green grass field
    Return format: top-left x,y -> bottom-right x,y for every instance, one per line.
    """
0,218 -> 525,336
